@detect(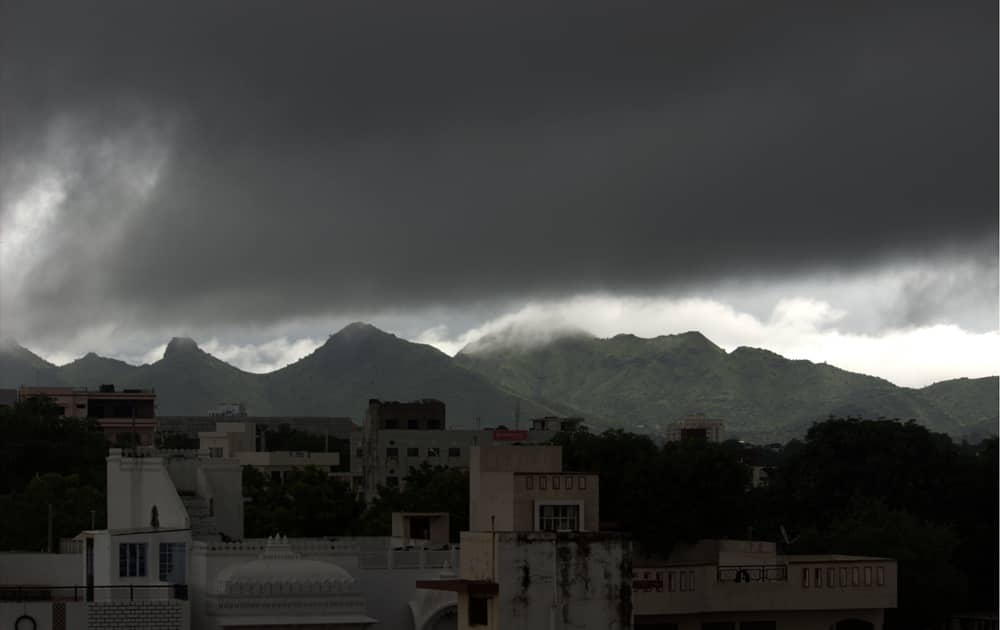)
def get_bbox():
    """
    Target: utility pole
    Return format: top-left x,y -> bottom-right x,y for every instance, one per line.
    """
47,504 -> 53,553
